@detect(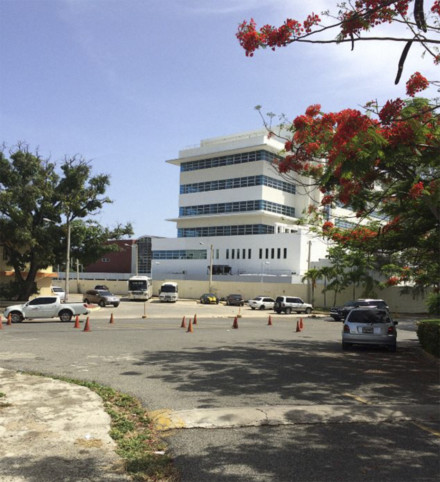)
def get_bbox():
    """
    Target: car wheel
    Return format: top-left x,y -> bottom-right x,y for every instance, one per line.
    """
113,303 -> 119,308
99,300 -> 106,307
342,342 -> 351,350
59,310 -> 72,322
84,299 -> 90,304
251,307 -> 256,310
259,305 -> 265,310
10,311 -> 23,323
285,307 -> 292,314
305,307 -> 312,314
275,310 -> 281,314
